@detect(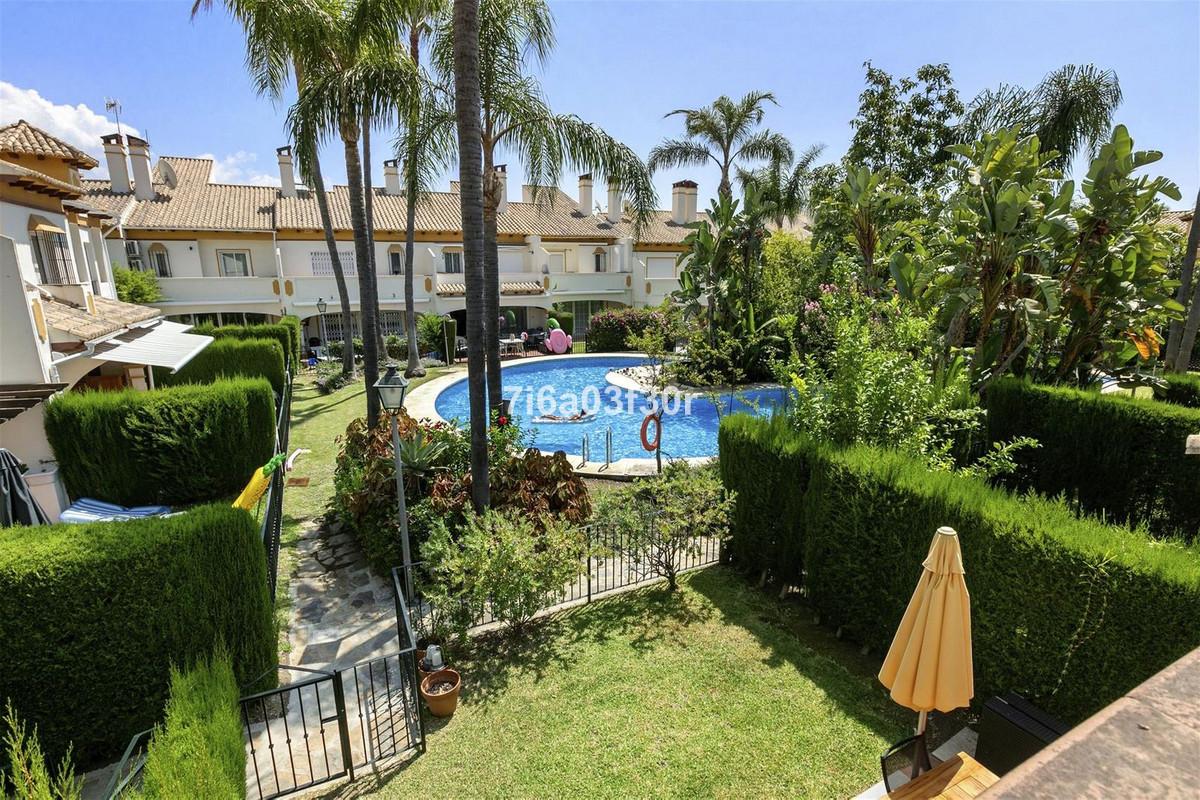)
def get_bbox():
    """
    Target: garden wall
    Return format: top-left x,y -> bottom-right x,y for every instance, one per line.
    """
0,505 -> 273,766
155,336 -> 286,394
985,379 -> 1200,541
719,415 -> 1200,723
44,378 -> 275,506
